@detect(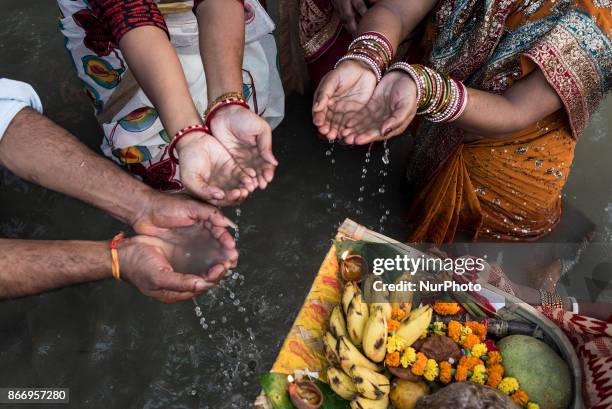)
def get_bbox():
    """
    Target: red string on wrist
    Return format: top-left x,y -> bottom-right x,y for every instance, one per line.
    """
204,98 -> 250,129
110,232 -> 125,281
168,124 -> 210,164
